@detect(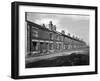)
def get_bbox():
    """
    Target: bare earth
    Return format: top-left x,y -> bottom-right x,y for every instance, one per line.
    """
26,47 -> 89,68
